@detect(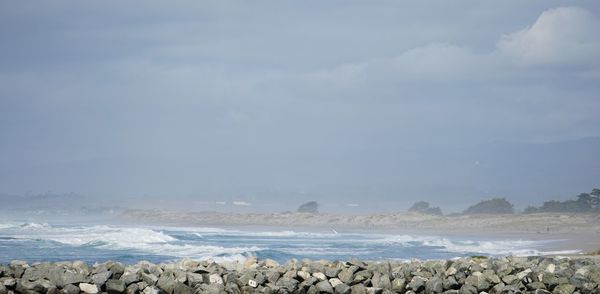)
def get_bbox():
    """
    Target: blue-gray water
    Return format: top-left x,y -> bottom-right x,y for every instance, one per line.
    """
0,222 -> 575,264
